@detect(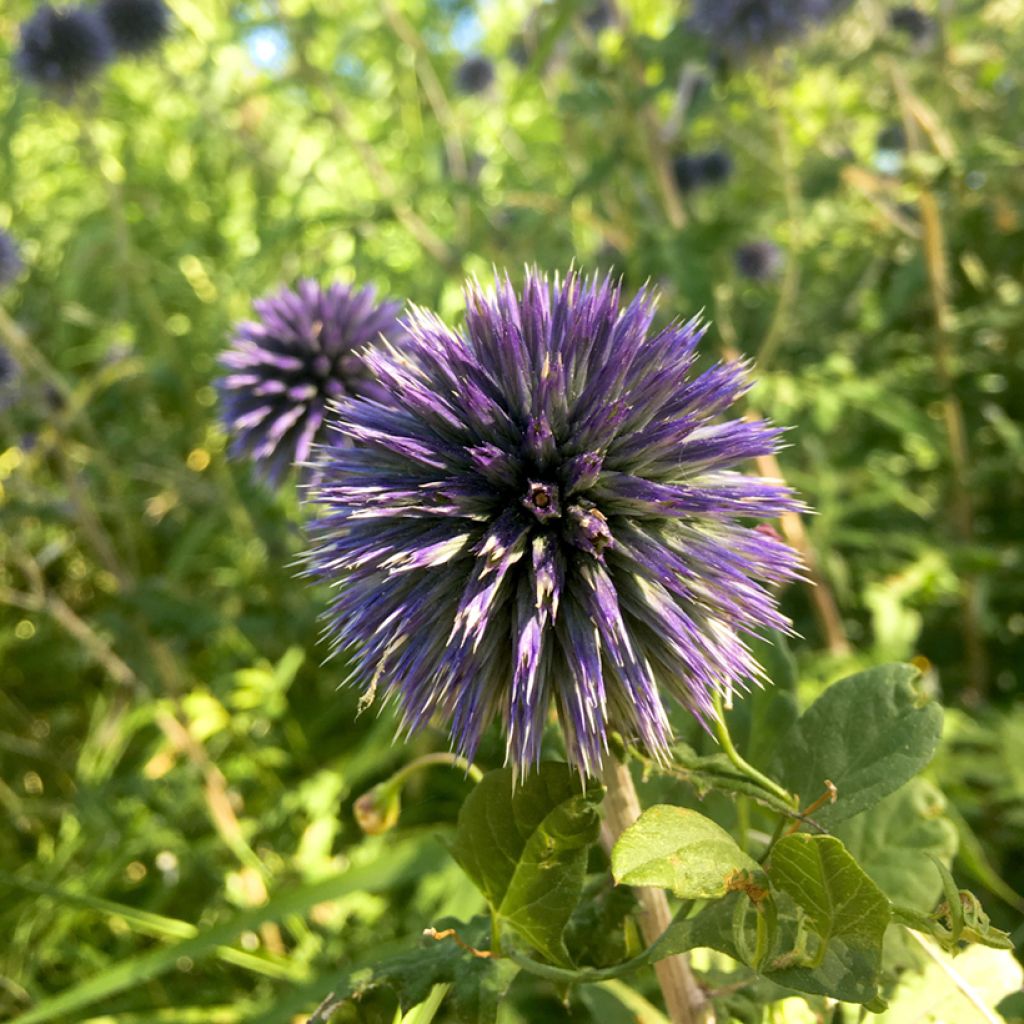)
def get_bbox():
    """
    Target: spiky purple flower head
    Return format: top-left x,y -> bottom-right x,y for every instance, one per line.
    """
0,232 -> 23,290
15,5 -> 115,92
100,0 -> 171,55
305,269 -> 803,778
217,280 -> 402,486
